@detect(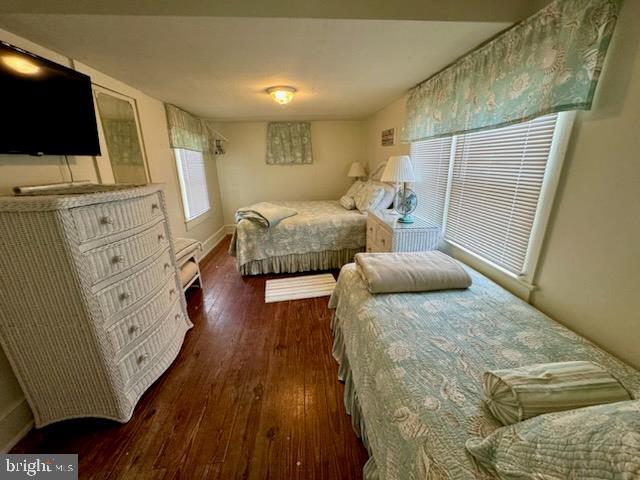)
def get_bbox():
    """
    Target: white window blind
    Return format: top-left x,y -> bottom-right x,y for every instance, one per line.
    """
174,148 -> 210,221
444,114 -> 558,275
409,136 -> 453,227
